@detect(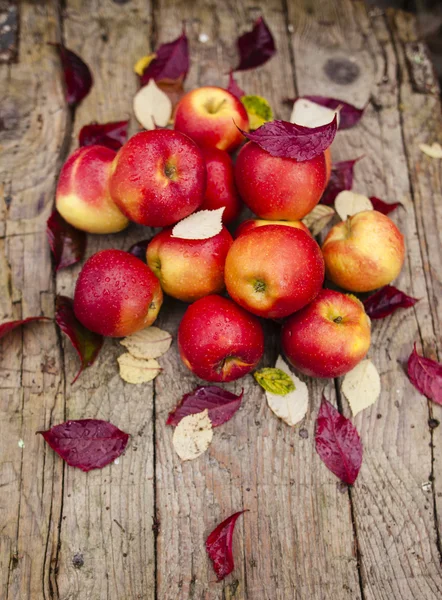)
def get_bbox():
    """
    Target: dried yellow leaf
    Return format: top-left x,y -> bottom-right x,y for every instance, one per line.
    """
302,205 -> 335,236
342,359 -> 381,416
172,410 -> 213,461
419,142 -> 442,159
120,326 -> 172,360
117,353 -> 161,384
334,191 -> 373,221
134,53 -> 156,76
